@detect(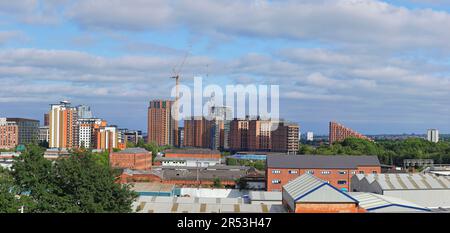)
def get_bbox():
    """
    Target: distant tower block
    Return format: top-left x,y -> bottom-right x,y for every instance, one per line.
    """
306,131 -> 314,141
427,129 -> 439,143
